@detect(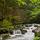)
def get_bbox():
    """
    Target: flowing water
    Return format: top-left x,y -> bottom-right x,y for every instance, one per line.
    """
0,24 -> 37,40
